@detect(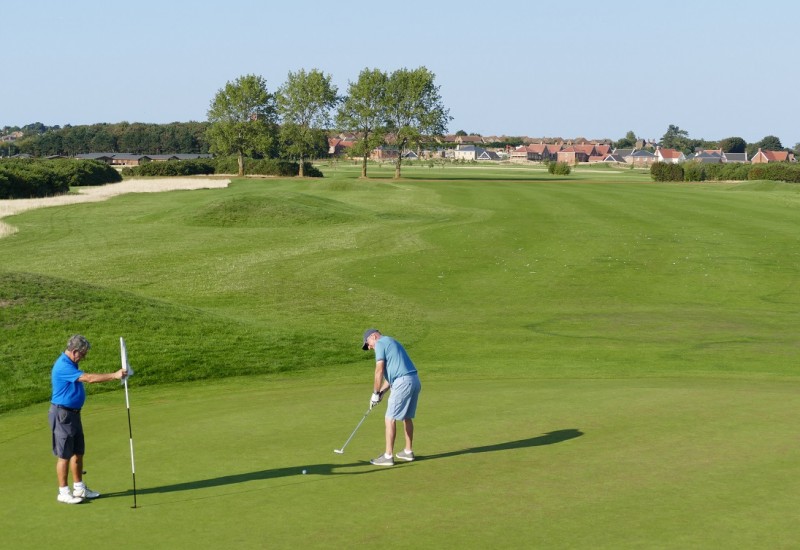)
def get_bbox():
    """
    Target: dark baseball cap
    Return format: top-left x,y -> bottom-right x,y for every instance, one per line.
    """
362,329 -> 379,350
